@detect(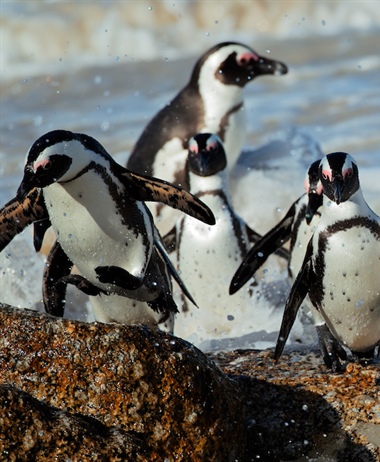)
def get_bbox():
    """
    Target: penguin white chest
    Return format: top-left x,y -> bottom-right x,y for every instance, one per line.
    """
315,226 -> 380,351
178,195 -> 249,309
44,173 -> 152,288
